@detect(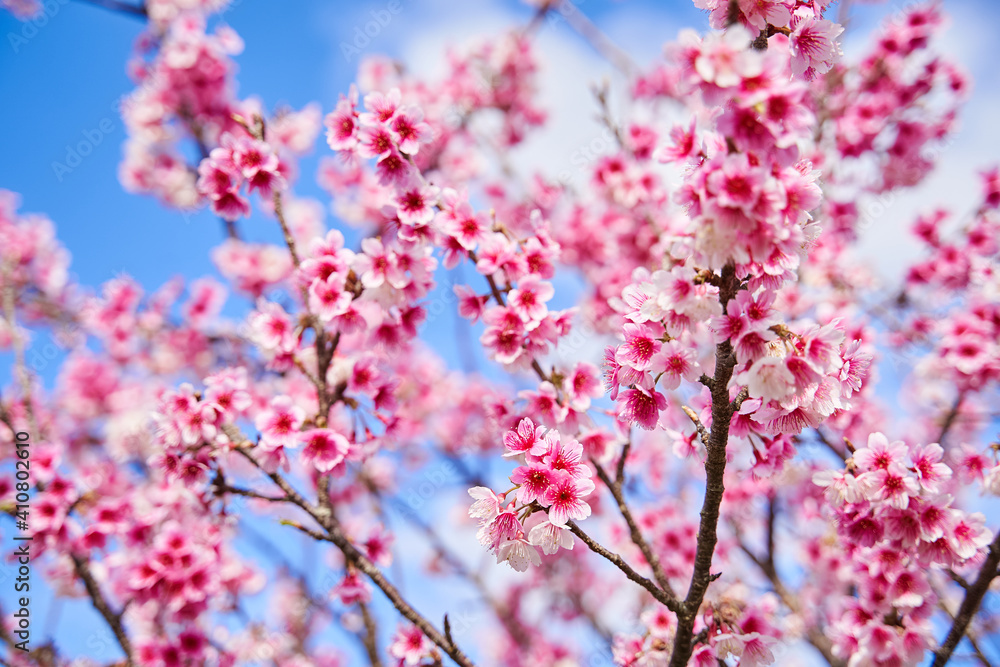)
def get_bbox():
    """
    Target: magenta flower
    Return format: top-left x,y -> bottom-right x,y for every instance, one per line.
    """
789,10 -> 844,80
508,276 -> 554,323
255,396 -> 305,450
511,463 -> 555,504
503,417 -> 548,458
541,473 -> 595,526
300,429 -> 350,473
617,386 -> 667,431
